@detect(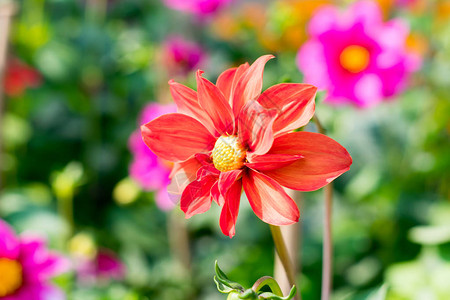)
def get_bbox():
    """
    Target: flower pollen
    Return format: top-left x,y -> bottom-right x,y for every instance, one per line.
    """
339,45 -> 370,73
0,258 -> 23,297
212,135 -> 246,172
